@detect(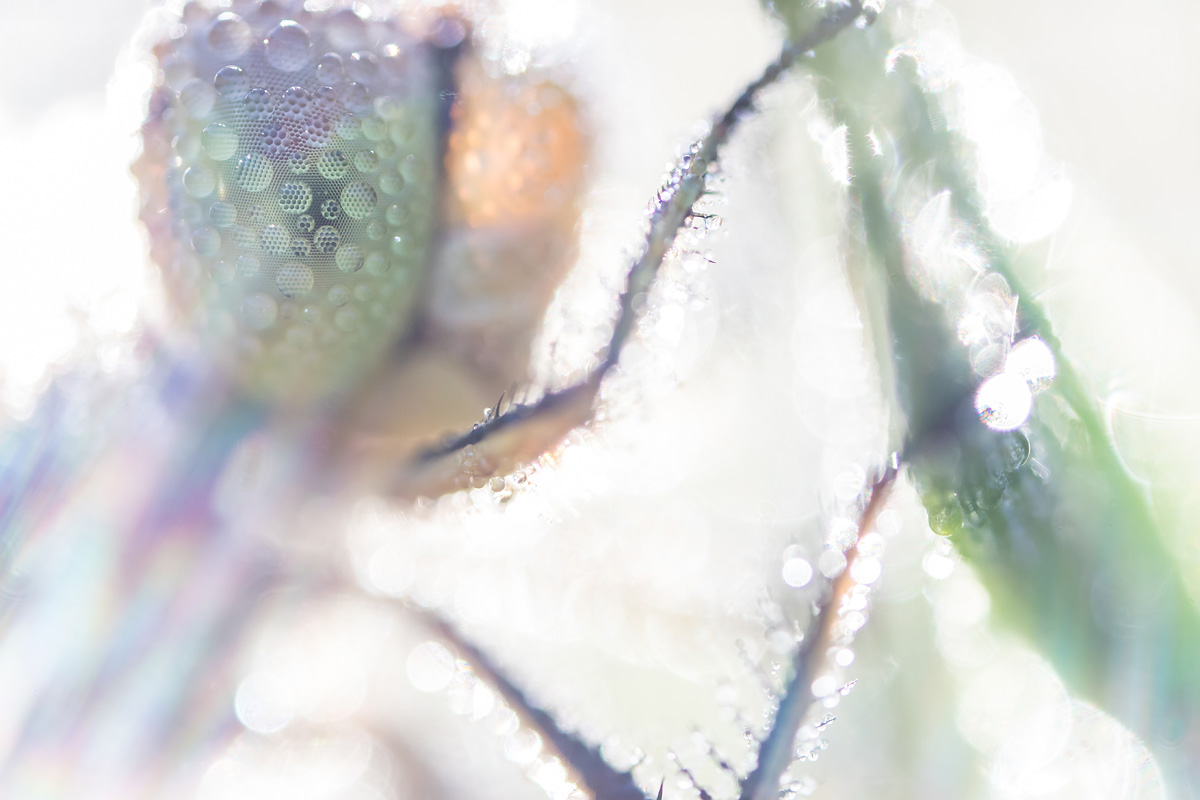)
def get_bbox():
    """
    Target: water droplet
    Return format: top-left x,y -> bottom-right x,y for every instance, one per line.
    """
928,501 -> 962,536
818,549 -> 847,579
971,342 -> 1006,377
327,285 -> 350,306
989,430 -> 1031,475
243,87 -> 272,122
856,532 -> 885,559
160,53 -> 194,90
320,199 -> 340,220
849,557 -> 881,585
828,517 -> 858,549
364,252 -> 389,275
191,227 -> 221,256
782,557 -> 813,588
842,611 -> 868,638
210,259 -> 234,285
335,244 -> 364,273
264,21 -> 313,72
336,114 -> 361,140
385,203 -> 409,226
276,263 -> 315,298
179,78 -> 216,118
348,51 -> 379,83
295,214 -> 315,234
236,153 -> 273,192
378,170 -> 404,195
811,674 -> 838,698
237,254 -> 261,277
209,201 -> 236,228
208,12 -> 253,59
922,549 -> 955,579
201,122 -> 239,161
280,85 -> 313,118
214,64 -> 249,97
406,641 -> 455,693
230,225 -> 256,250
505,727 -> 543,764
354,149 -> 379,173
975,372 -> 1033,431
342,81 -> 371,114
234,671 -> 294,734
183,166 -> 216,198
316,52 -> 345,86
314,225 -> 339,253
287,151 -> 309,173
325,9 -> 368,51
361,115 -> 387,141
317,150 -> 349,181
1006,336 -> 1056,391
243,293 -> 278,330
400,155 -> 431,185
260,224 -> 289,254
277,181 -> 312,214
341,181 -> 377,219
